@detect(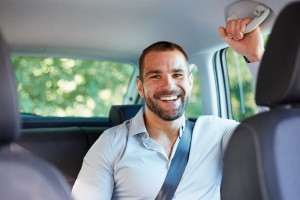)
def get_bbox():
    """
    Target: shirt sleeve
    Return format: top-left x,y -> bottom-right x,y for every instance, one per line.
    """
219,118 -> 239,153
72,131 -> 115,200
247,61 -> 260,88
